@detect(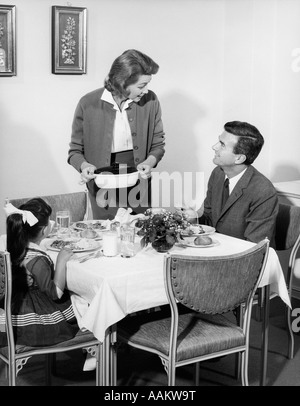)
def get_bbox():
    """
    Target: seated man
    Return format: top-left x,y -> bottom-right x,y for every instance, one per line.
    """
191,121 -> 279,247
